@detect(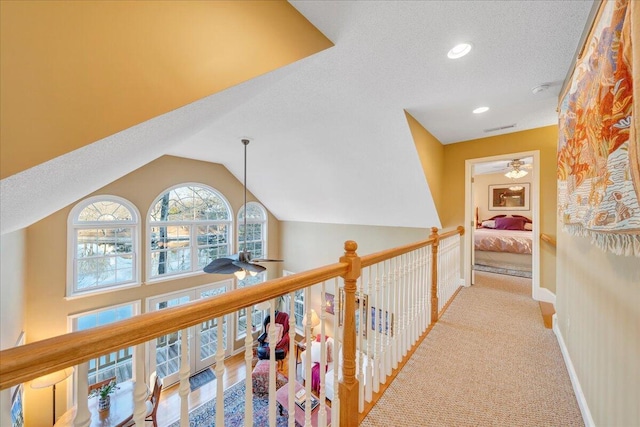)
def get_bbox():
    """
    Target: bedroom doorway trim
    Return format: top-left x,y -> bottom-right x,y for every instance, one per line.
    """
464,150 -> 552,304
